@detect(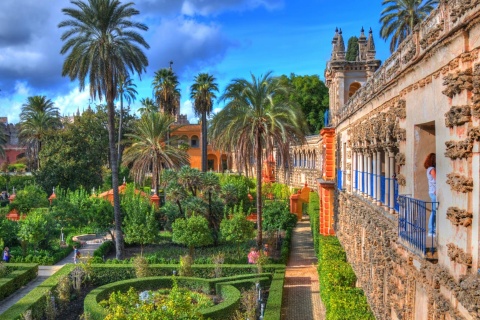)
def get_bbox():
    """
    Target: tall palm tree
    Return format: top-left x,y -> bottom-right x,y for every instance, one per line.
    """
19,95 -> 61,170
210,72 -> 307,247
122,112 -> 190,195
59,0 -> 149,259
380,0 -> 438,53
117,75 -> 138,163
152,68 -> 181,117
190,73 -> 218,172
138,98 -> 157,115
